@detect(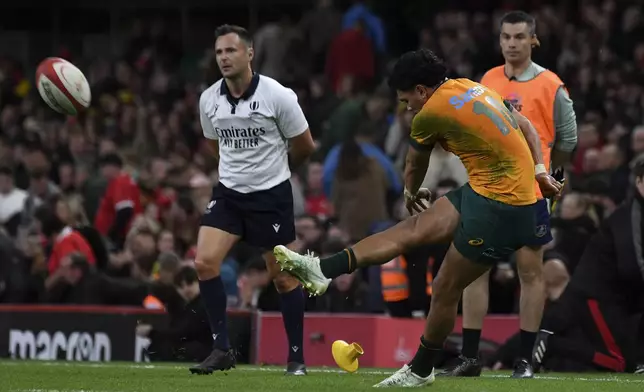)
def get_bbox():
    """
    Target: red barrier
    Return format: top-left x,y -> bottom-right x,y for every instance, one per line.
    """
254,313 -> 519,368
